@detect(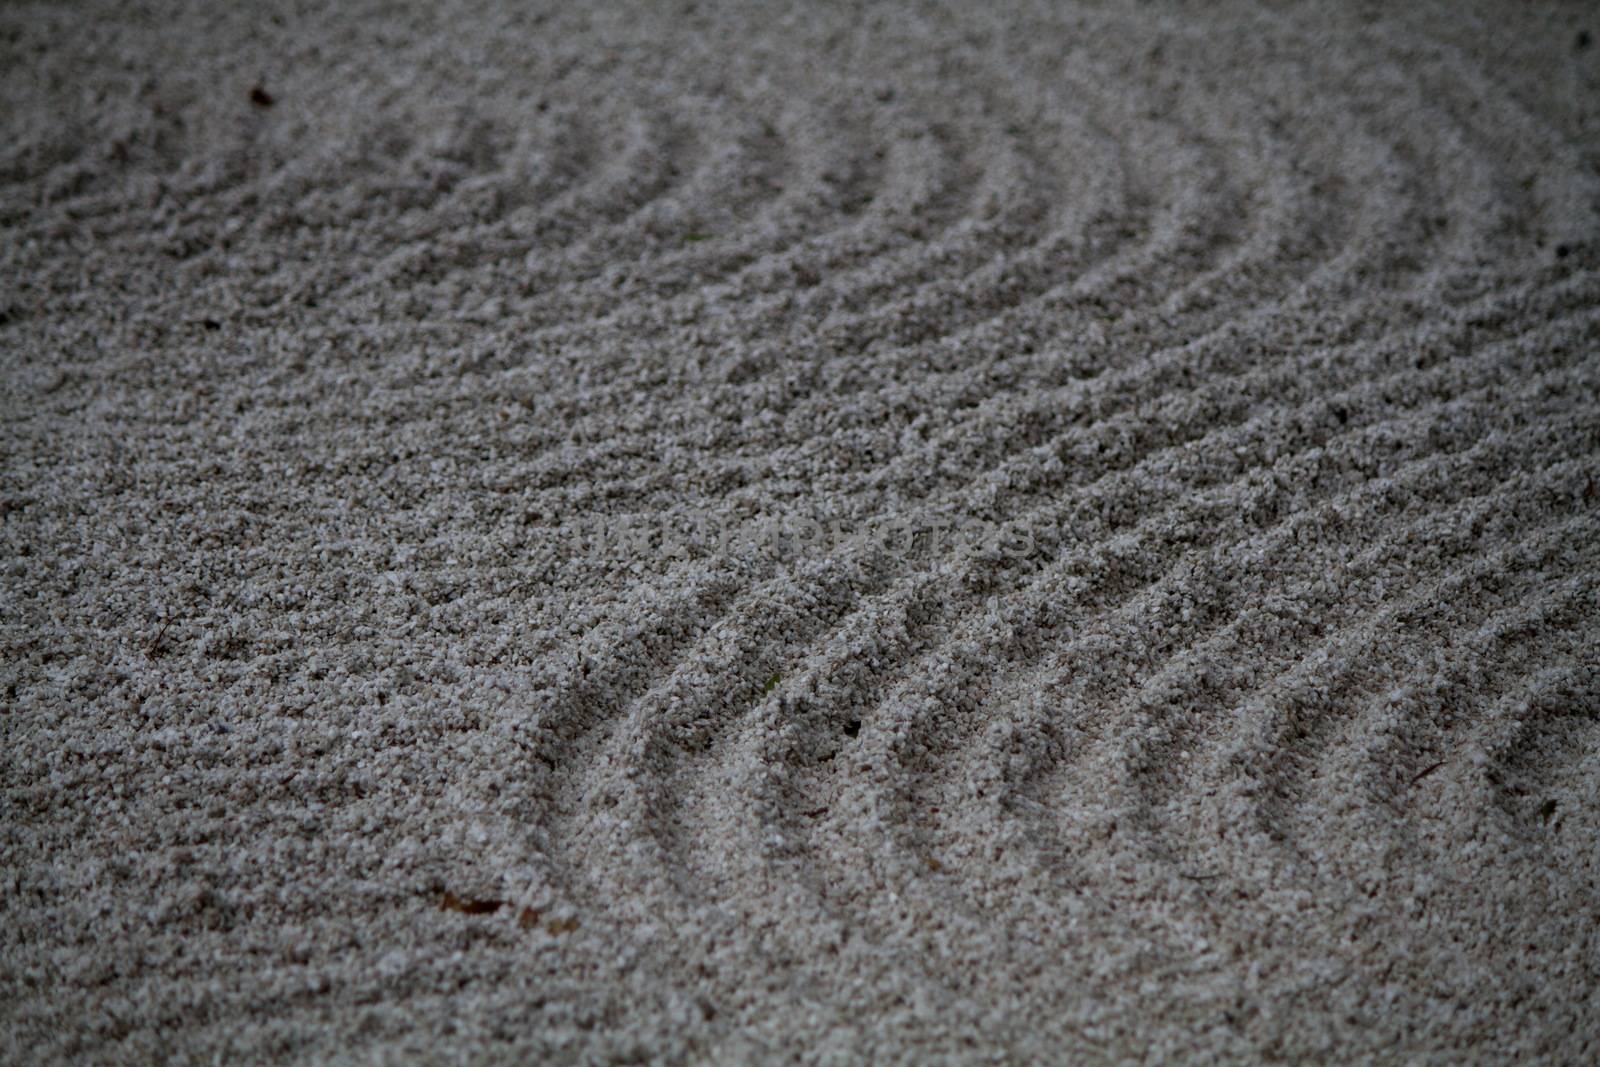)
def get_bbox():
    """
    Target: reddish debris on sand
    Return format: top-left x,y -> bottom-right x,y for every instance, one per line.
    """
440,891 -> 504,915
